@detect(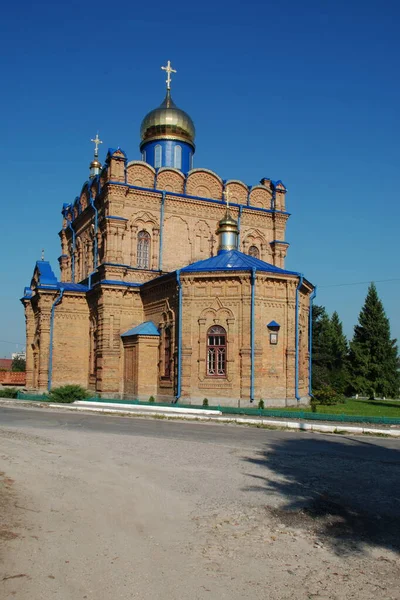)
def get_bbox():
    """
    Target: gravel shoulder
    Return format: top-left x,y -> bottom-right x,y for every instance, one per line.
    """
0,408 -> 399,600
